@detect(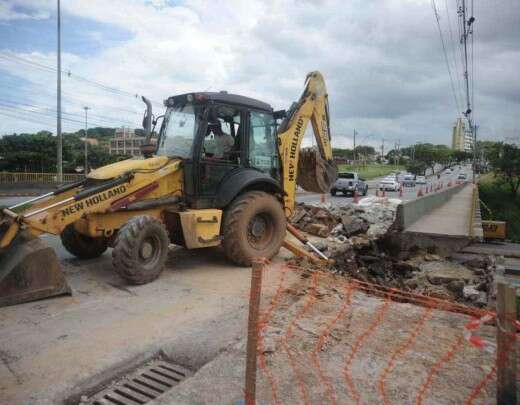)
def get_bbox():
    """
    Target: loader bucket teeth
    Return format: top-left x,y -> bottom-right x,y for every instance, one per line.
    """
297,148 -> 338,193
0,238 -> 71,307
